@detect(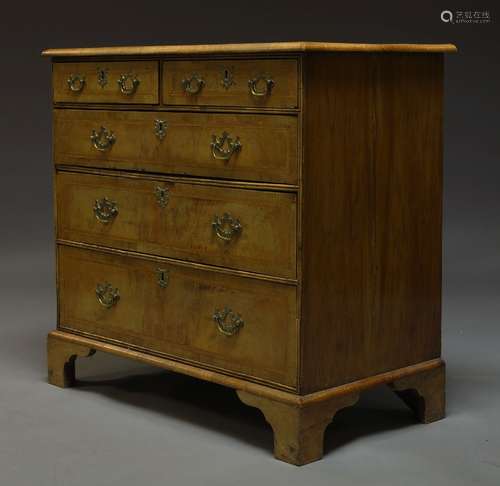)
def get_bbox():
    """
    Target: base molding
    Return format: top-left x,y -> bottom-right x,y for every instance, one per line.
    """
47,330 -> 446,464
